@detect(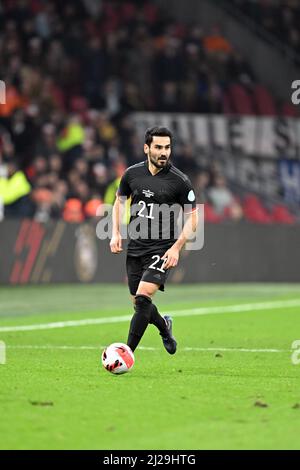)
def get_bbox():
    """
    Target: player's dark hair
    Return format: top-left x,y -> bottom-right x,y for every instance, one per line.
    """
144,126 -> 172,146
